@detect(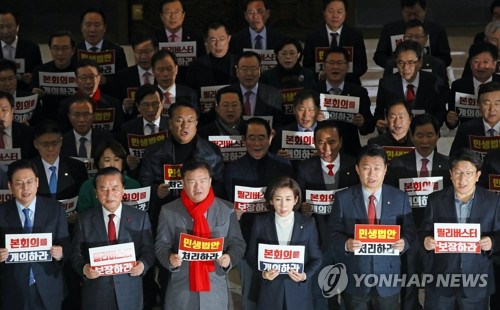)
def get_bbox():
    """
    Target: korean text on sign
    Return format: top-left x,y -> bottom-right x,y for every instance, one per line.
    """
319,93 -> 360,124
159,41 -> 196,66
281,130 -> 316,160
399,176 -> 444,208
6,233 -> 53,263
89,242 -> 137,276
122,186 -> 151,212
469,135 -> 500,160
354,224 -> 401,256
455,92 -> 480,119
434,223 -> 481,254
163,163 -> 183,190
128,131 -> 168,159
178,233 -> 224,261
258,244 -> 305,274
209,135 -> 247,162
382,146 -> 415,163
38,71 -> 77,95
234,185 -> 267,213
305,188 -> 346,215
